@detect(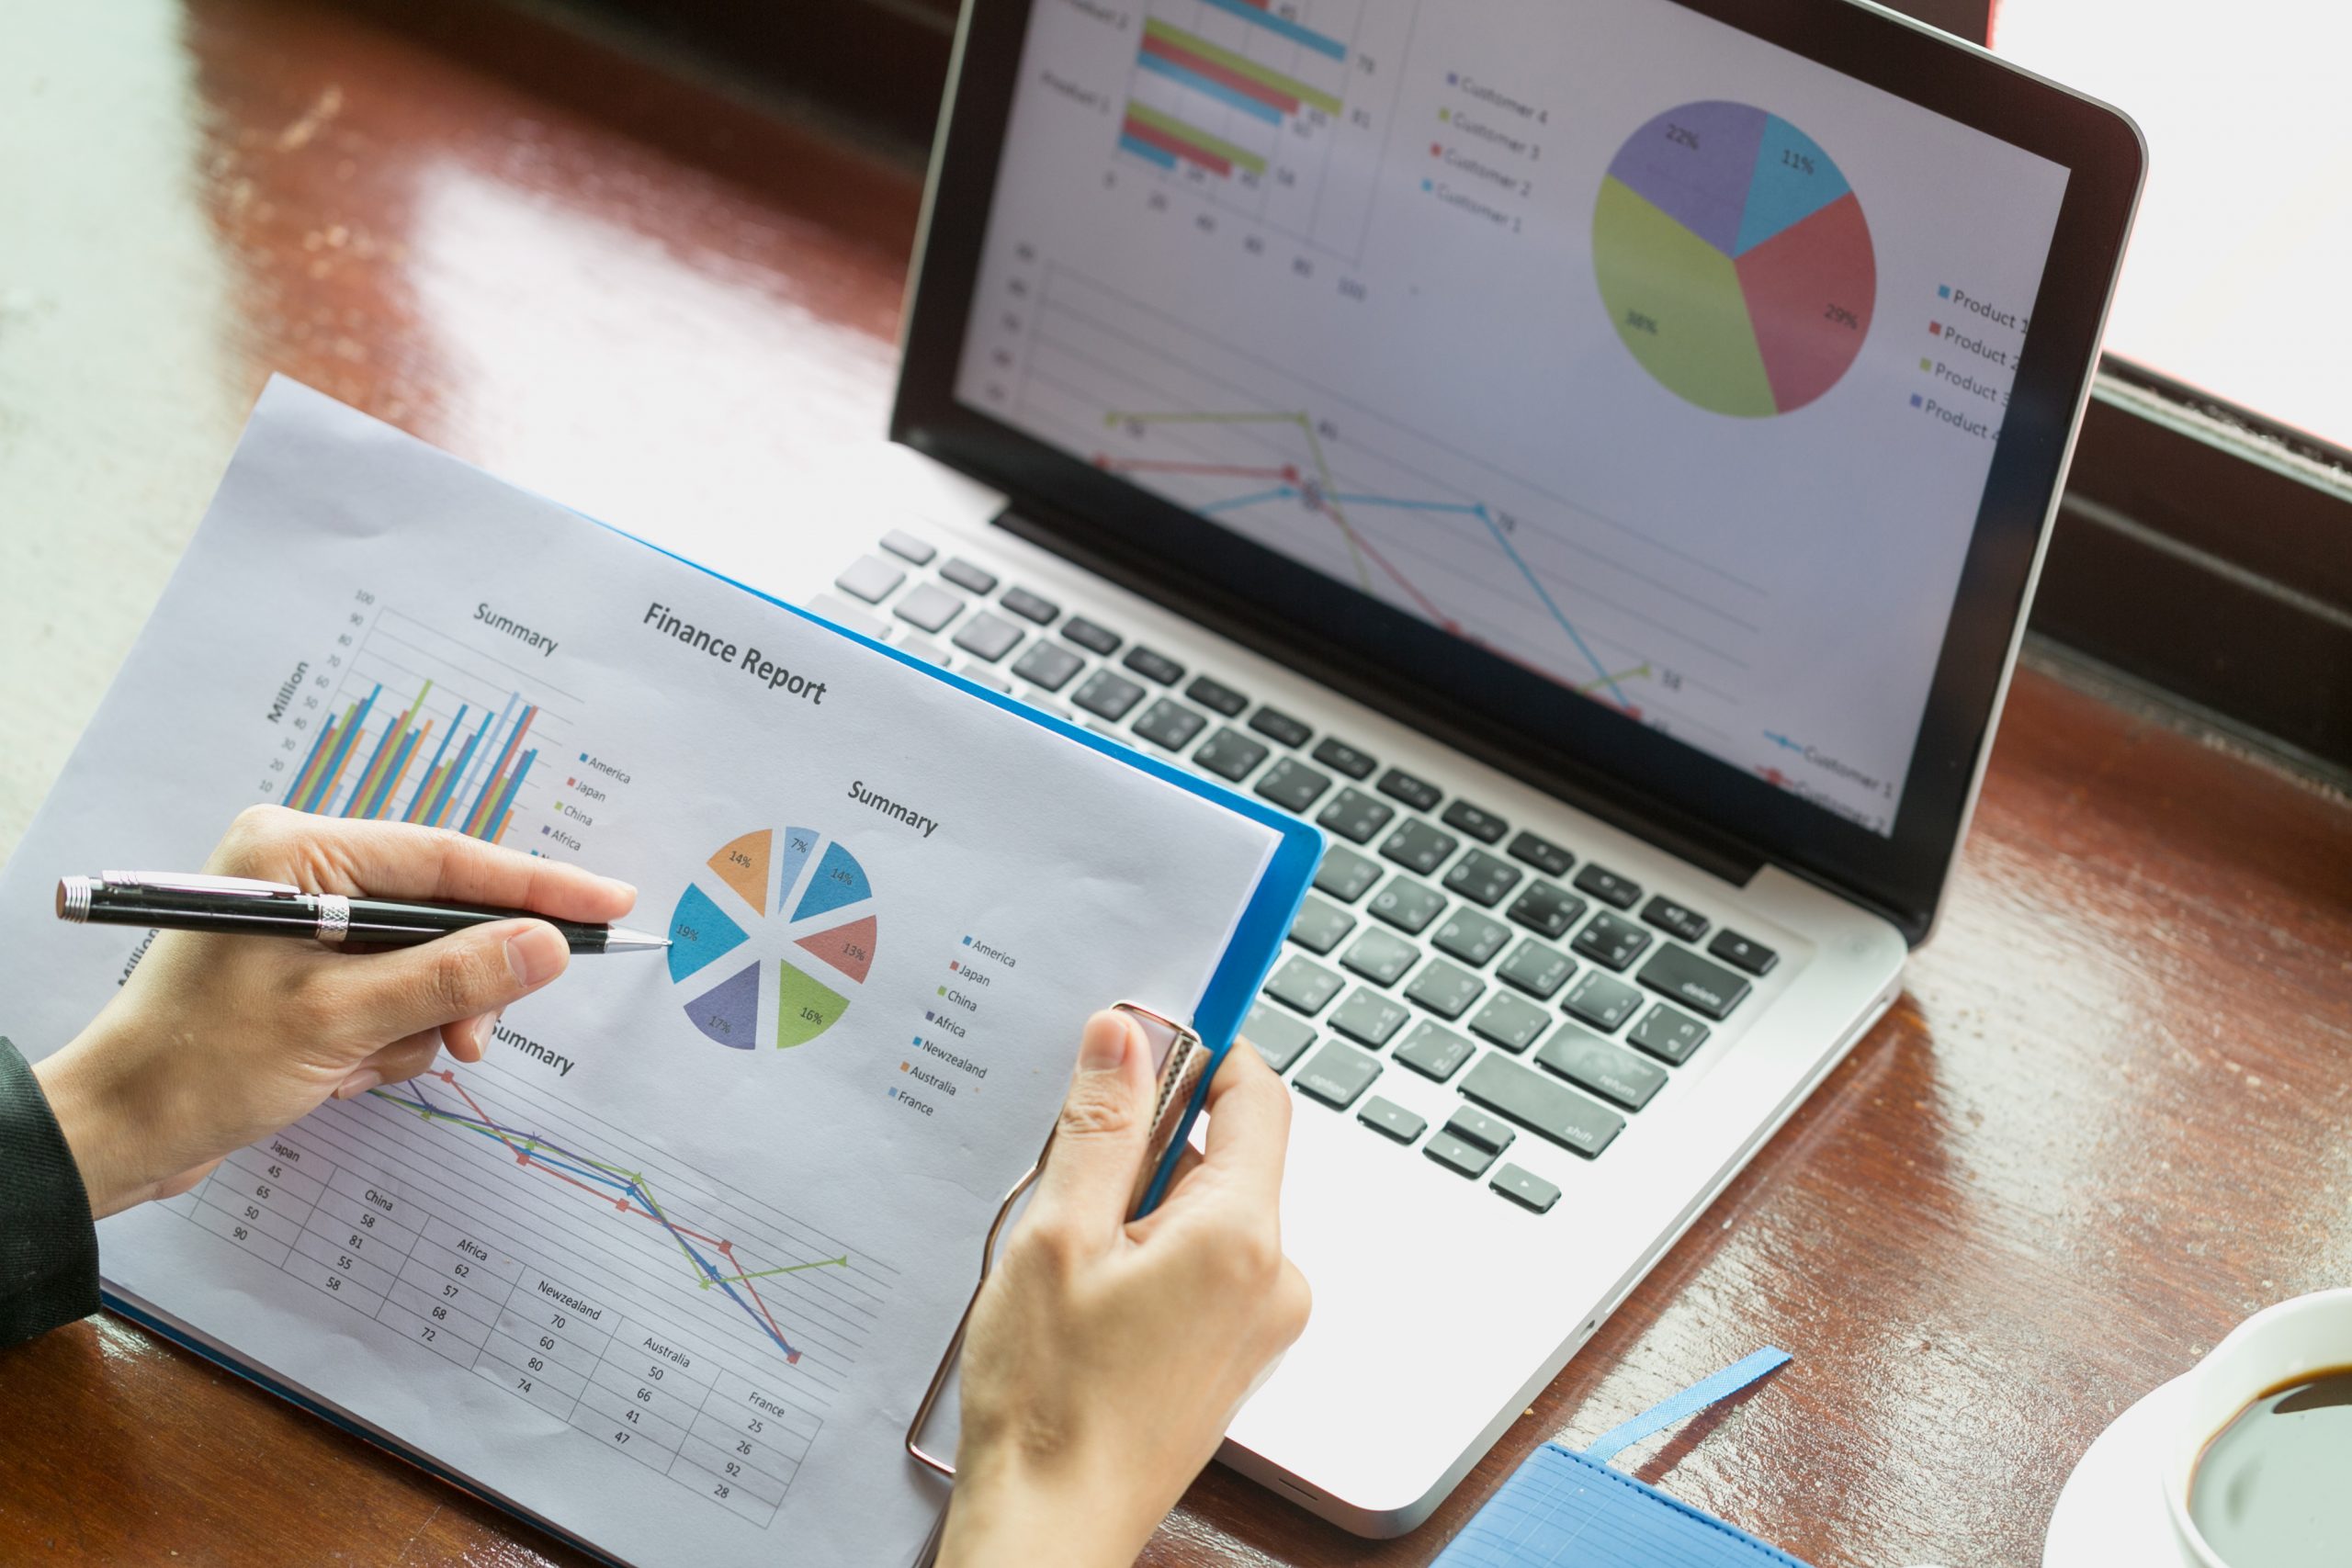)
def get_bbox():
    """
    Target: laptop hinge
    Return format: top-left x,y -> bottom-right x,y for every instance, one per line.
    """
989,503 -> 1768,889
